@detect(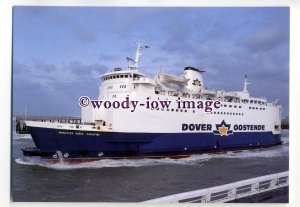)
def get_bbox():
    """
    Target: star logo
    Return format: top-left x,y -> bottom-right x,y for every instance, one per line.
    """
192,79 -> 201,86
213,120 -> 233,136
